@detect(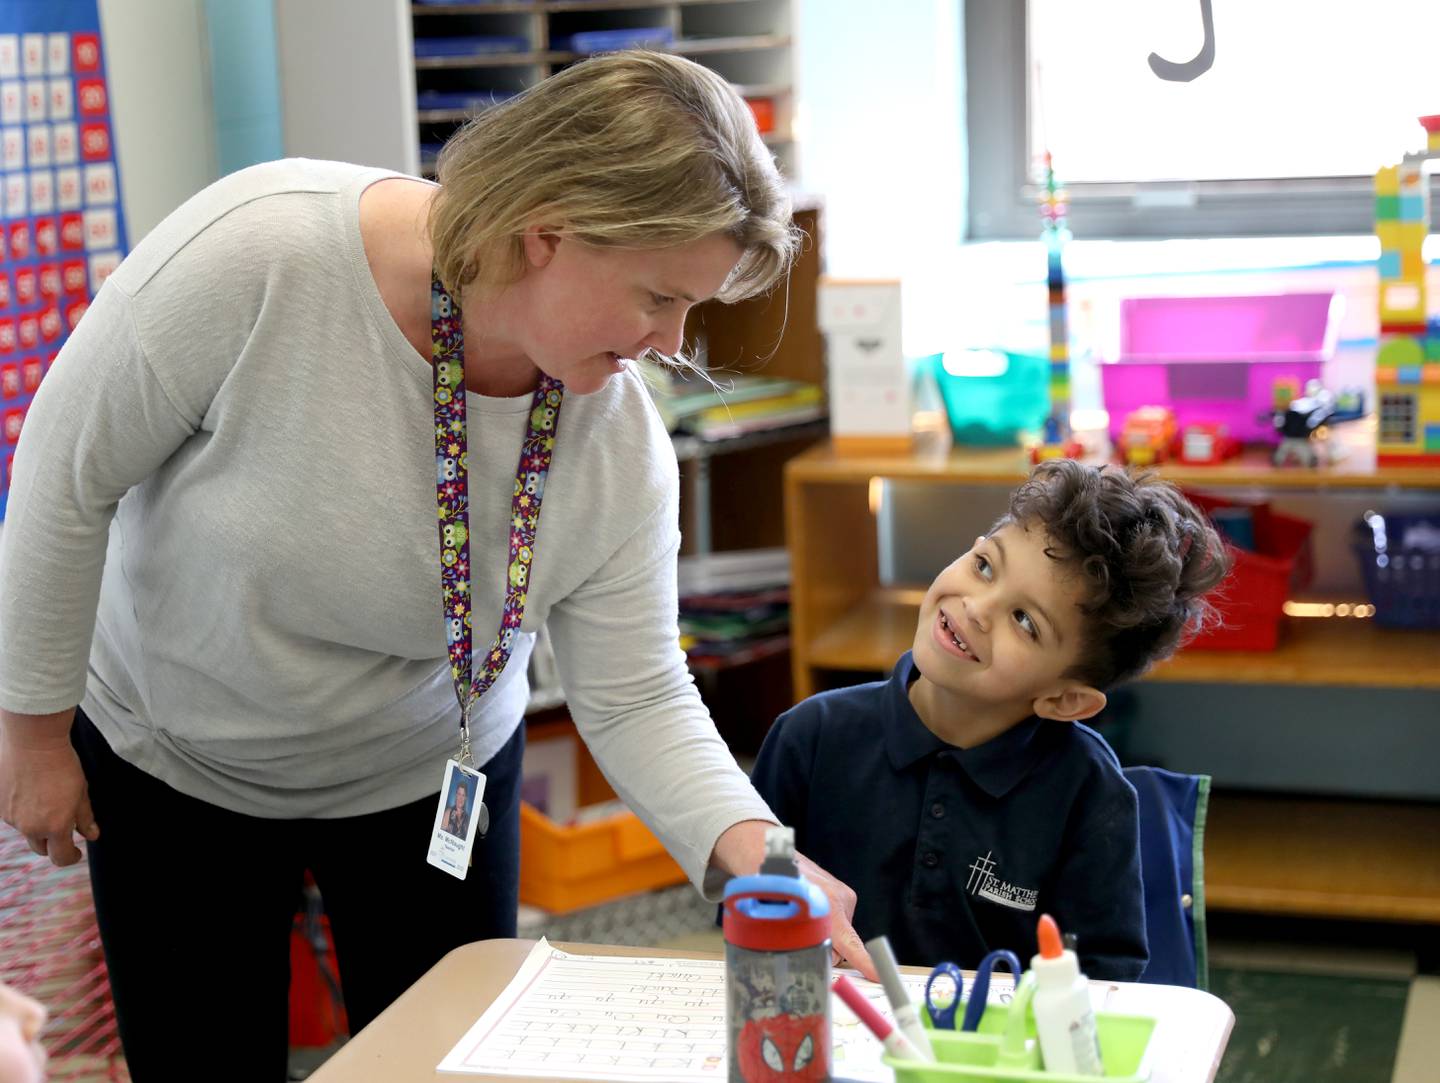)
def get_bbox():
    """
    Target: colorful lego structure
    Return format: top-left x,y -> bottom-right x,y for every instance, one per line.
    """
1030,151 -> 1083,464
1373,114 -> 1440,465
